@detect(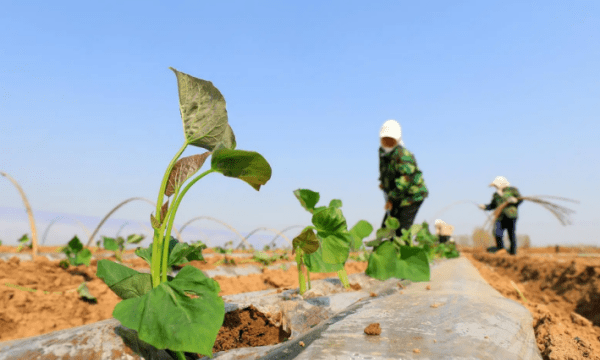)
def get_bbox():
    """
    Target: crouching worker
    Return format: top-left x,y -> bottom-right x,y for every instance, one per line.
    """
478,176 -> 523,255
434,219 -> 454,244
378,119 -> 429,238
